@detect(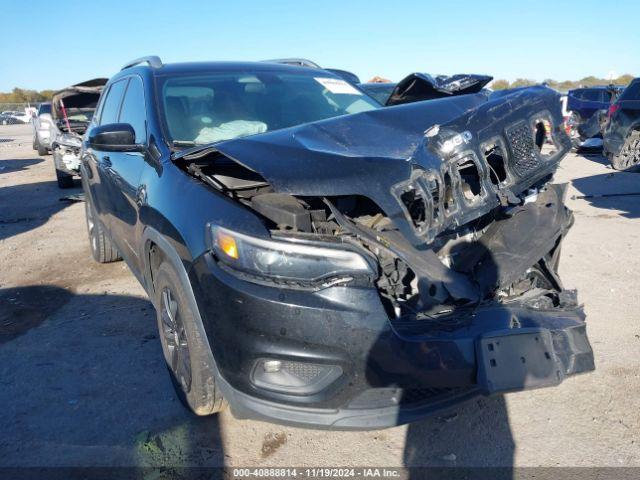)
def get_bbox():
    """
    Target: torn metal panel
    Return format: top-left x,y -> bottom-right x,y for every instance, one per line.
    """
386,73 -> 493,106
